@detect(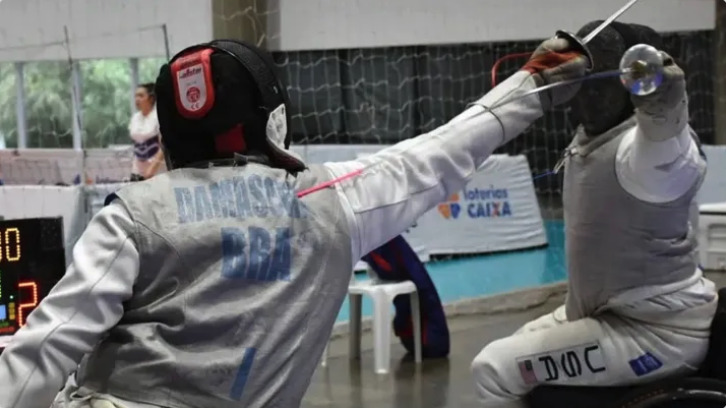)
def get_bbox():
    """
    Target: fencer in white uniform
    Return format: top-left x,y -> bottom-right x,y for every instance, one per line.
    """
0,39 -> 587,408
471,22 -> 717,408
